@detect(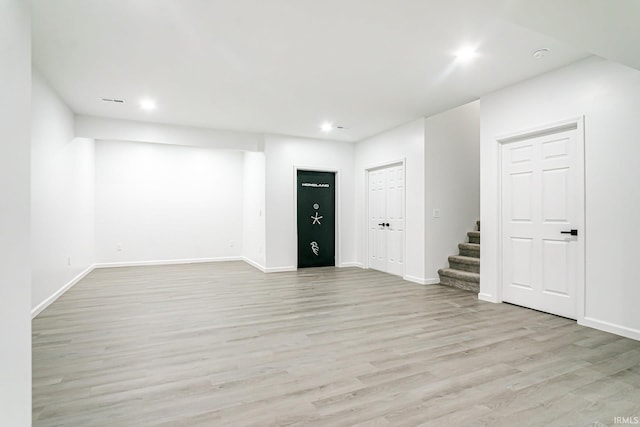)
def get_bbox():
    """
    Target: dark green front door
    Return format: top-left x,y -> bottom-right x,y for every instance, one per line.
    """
297,170 -> 335,268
